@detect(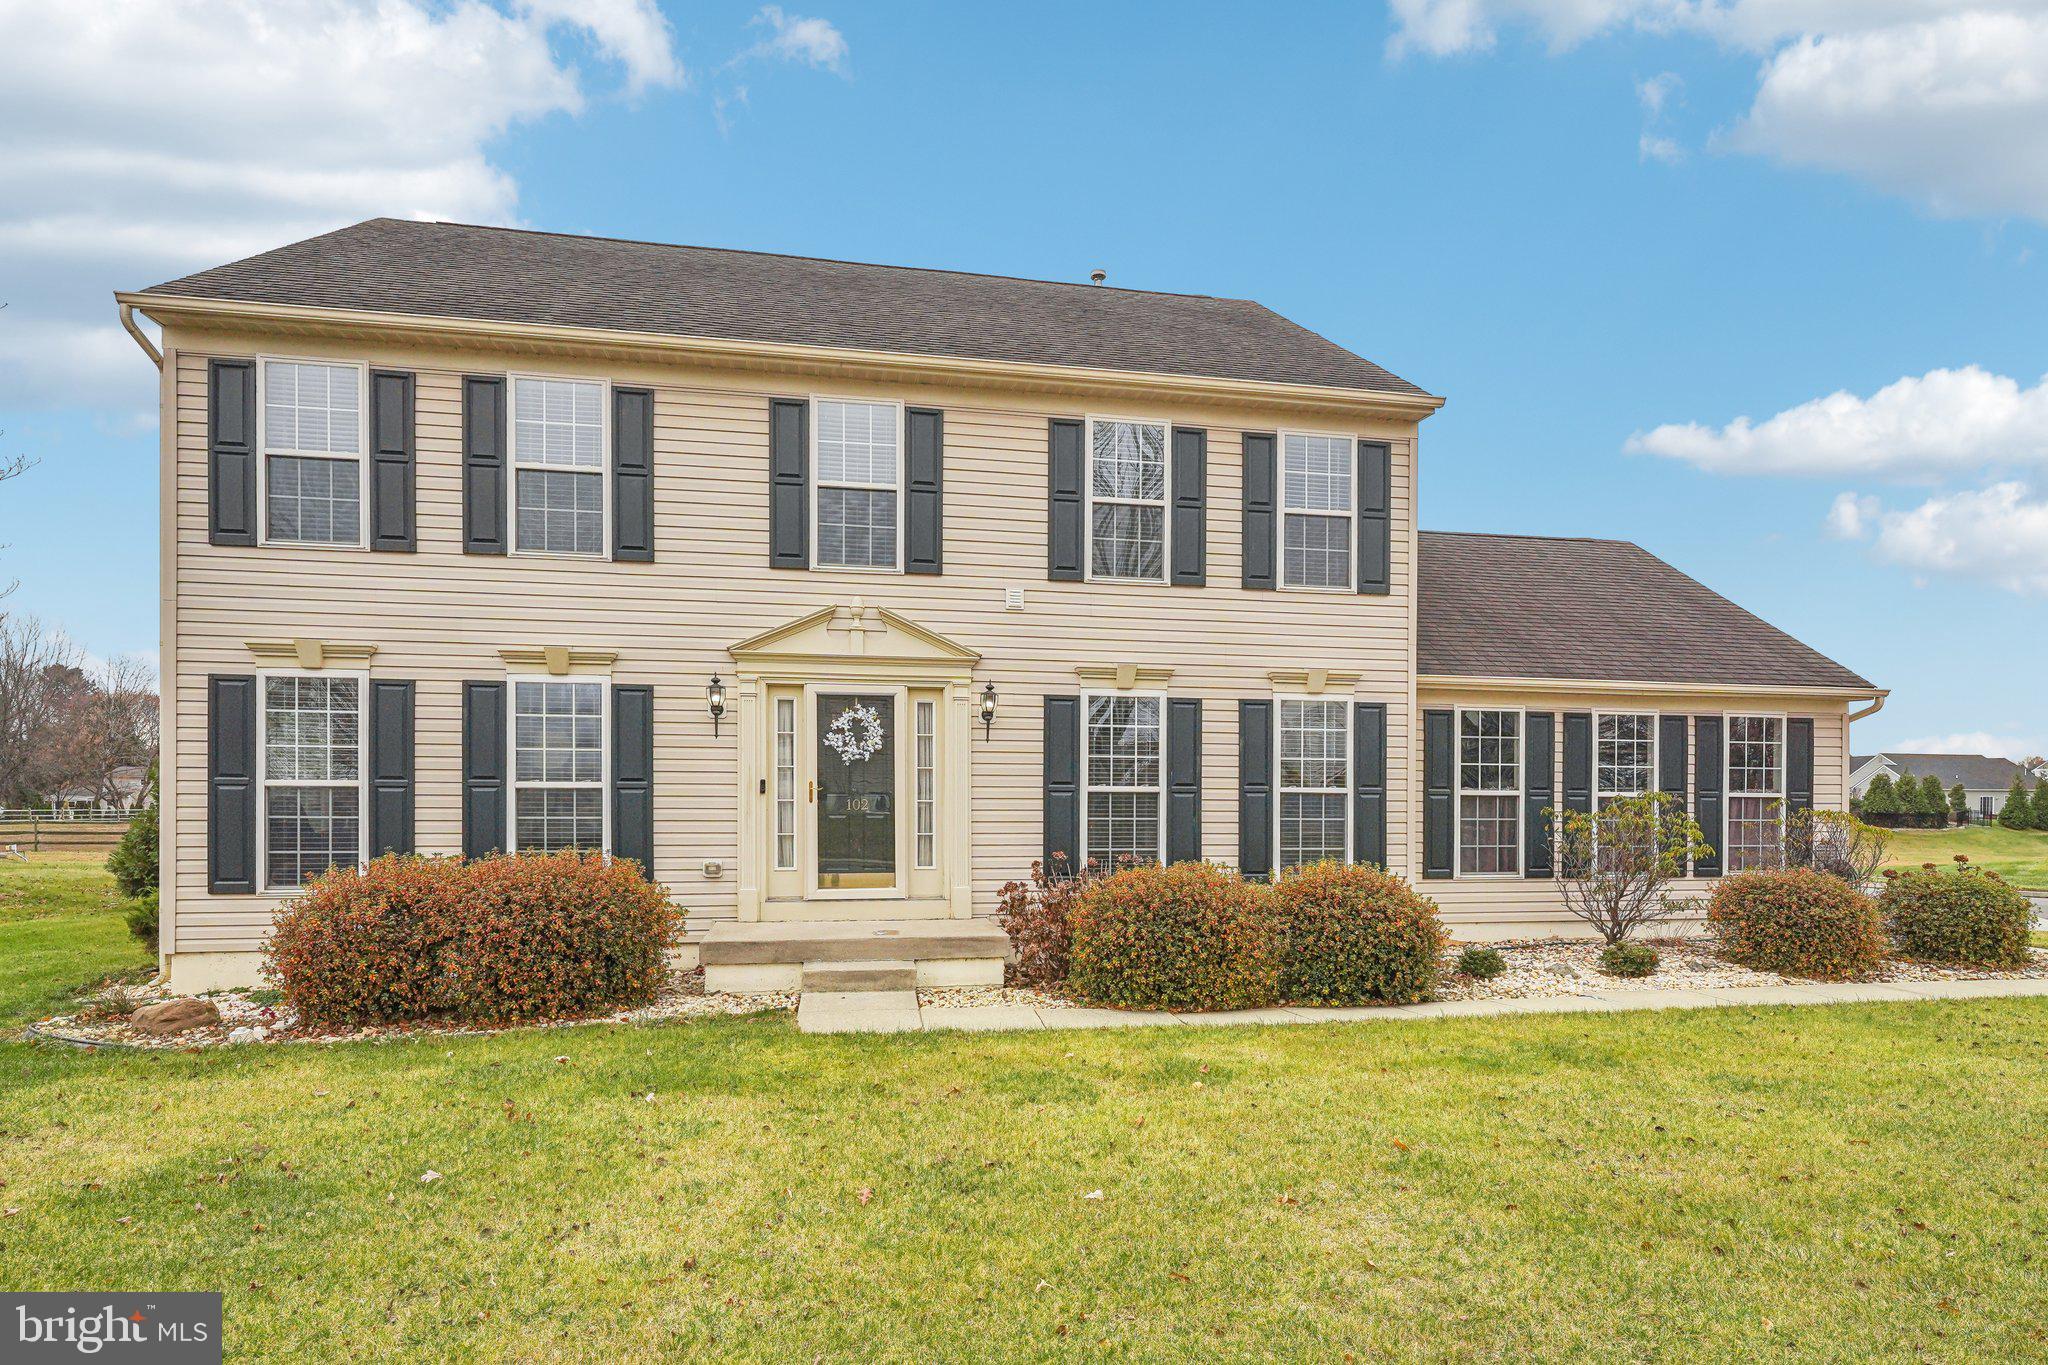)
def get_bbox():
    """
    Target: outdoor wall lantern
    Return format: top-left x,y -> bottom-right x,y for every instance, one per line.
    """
979,681 -> 998,740
707,674 -> 727,737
